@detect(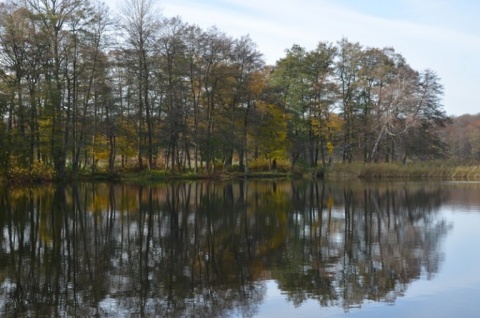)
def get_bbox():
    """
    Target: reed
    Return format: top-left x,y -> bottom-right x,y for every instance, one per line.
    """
325,162 -> 480,181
